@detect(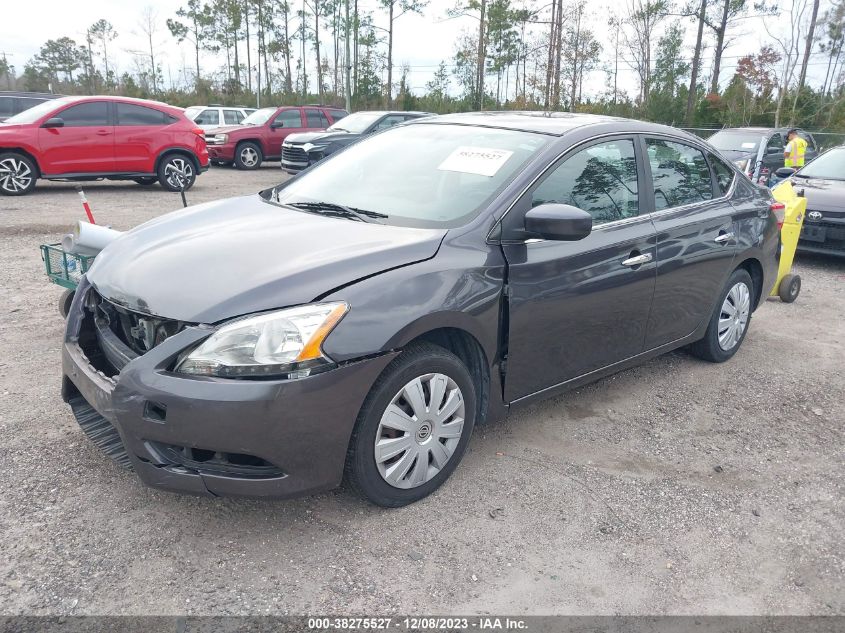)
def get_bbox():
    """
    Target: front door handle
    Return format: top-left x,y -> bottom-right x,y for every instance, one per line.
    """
621,252 -> 653,267
95,130 -> 111,136
714,231 -> 734,244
